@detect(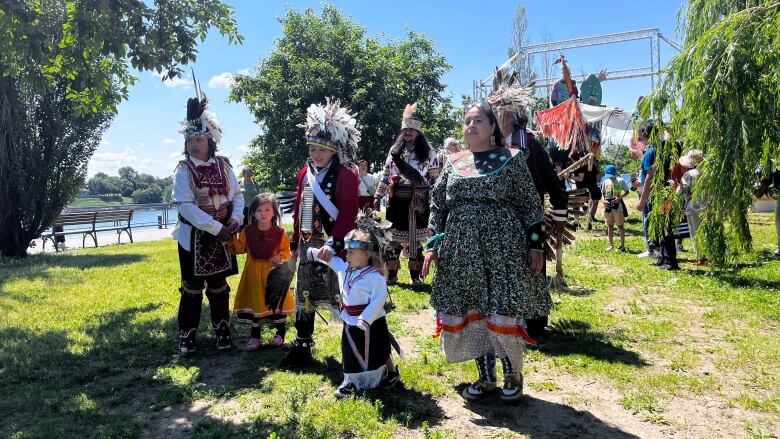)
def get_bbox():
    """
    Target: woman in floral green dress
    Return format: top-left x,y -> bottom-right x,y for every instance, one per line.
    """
421,103 -> 546,403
